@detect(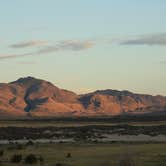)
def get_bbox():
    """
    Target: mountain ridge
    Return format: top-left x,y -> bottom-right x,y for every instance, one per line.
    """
0,76 -> 165,117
